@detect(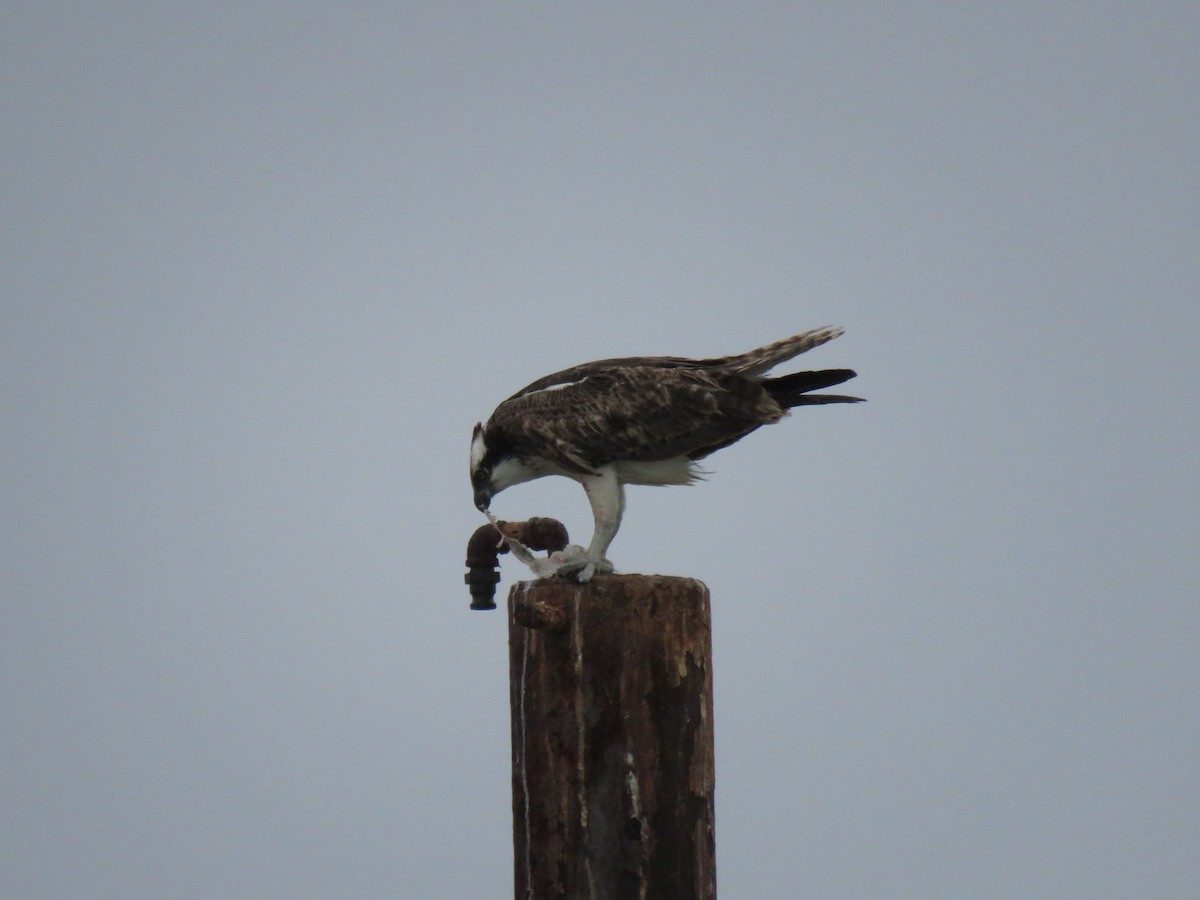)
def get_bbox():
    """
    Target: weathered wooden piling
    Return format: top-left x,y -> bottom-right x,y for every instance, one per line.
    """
508,575 -> 716,900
